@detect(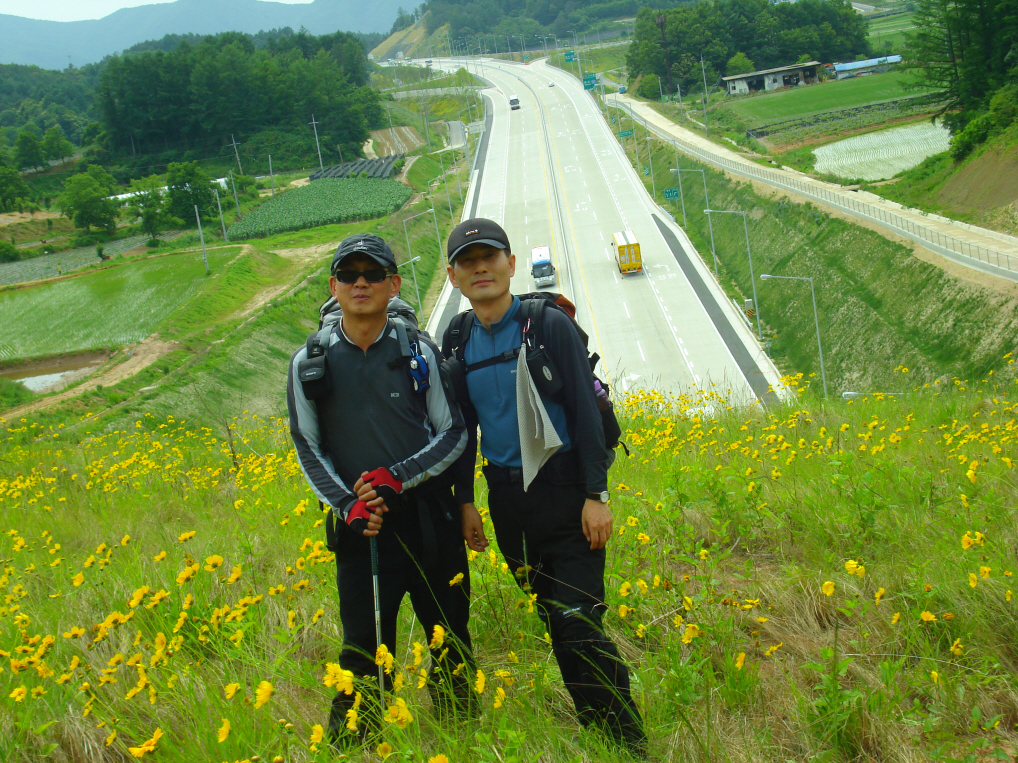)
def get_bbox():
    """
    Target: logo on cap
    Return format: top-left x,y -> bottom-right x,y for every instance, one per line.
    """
466,229 -> 478,236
